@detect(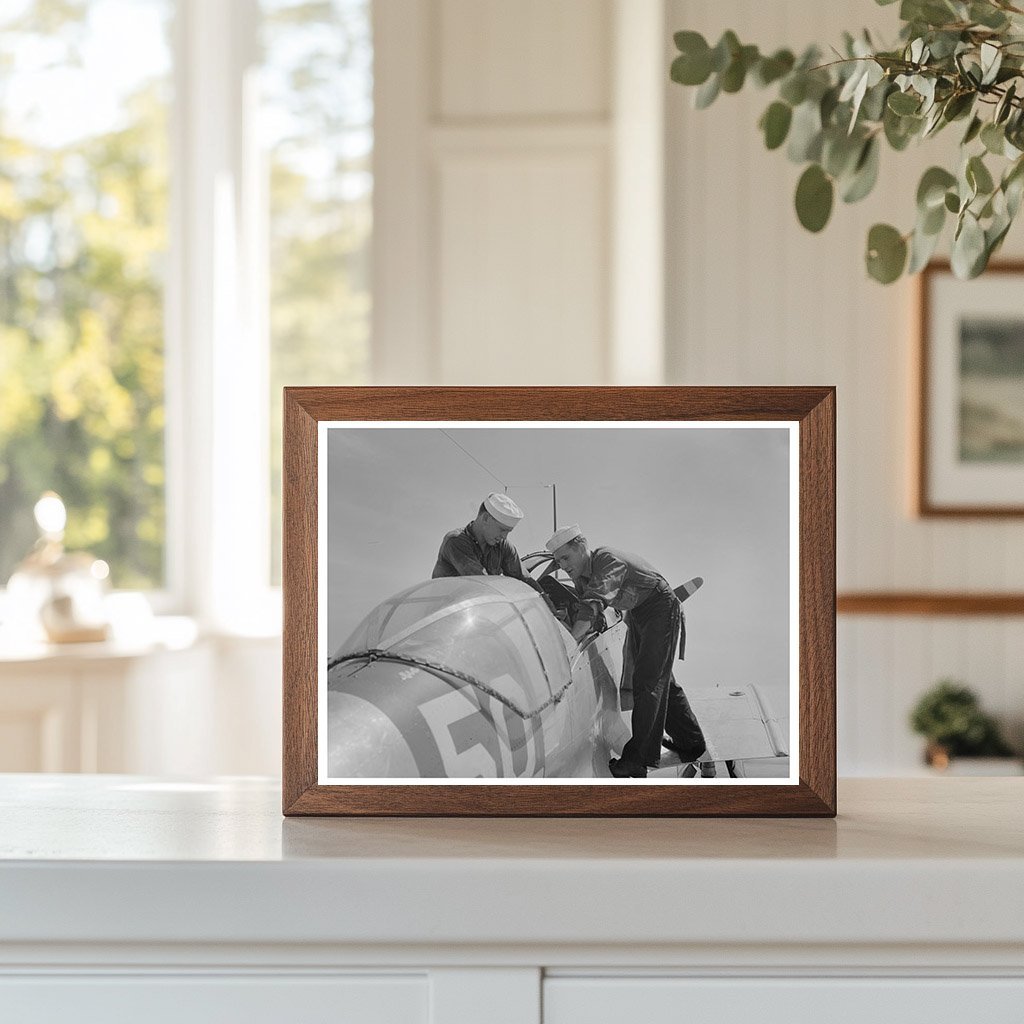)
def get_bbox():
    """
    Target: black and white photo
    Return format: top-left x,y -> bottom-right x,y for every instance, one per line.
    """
318,422 -> 797,784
